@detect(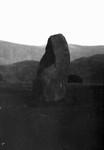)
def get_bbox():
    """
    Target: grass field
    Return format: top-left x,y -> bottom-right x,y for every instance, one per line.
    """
0,83 -> 103,150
